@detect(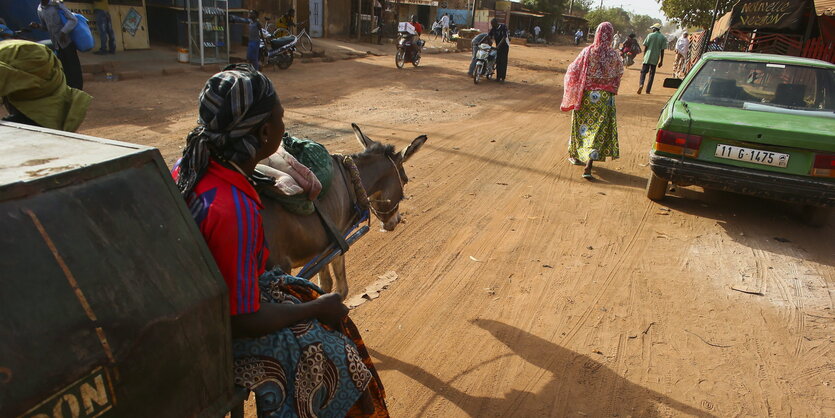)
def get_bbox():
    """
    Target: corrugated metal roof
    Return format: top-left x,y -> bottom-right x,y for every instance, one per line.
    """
817,0 -> 835,16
